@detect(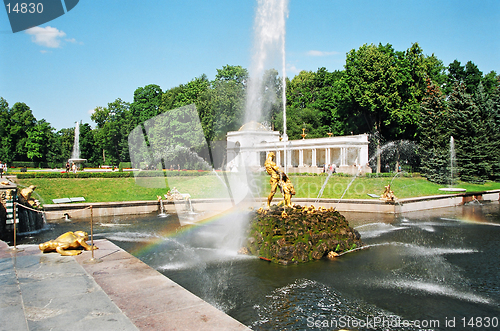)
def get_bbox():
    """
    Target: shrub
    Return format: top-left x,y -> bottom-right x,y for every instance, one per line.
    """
13,170 -> 216,179
119,162 -> 132,169
11,161 -> 35,168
